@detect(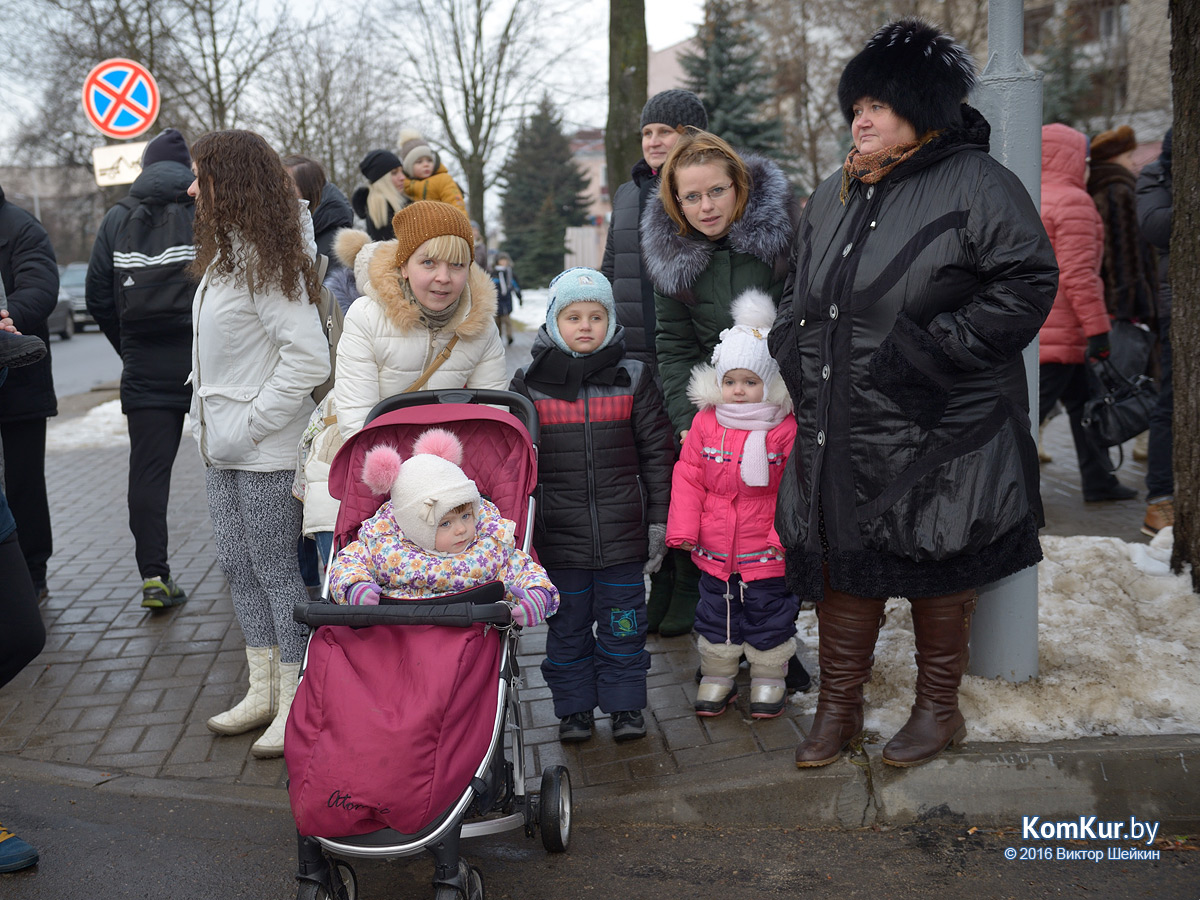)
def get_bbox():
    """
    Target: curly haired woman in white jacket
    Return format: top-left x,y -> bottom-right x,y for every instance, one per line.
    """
187,130 -> 331,759
332,201 -> 507,439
